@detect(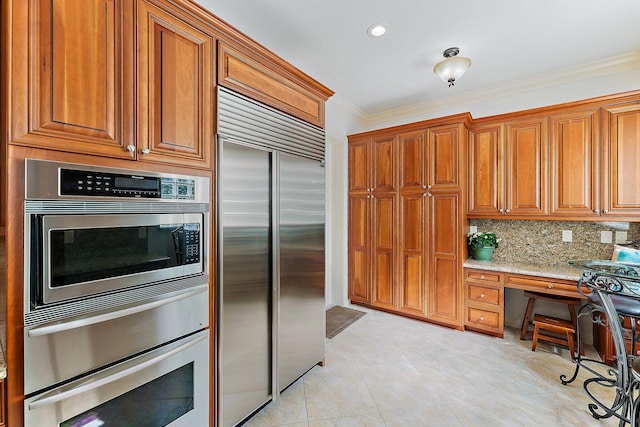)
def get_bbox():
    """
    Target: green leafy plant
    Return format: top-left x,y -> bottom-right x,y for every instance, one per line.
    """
468,232 -> 500,250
